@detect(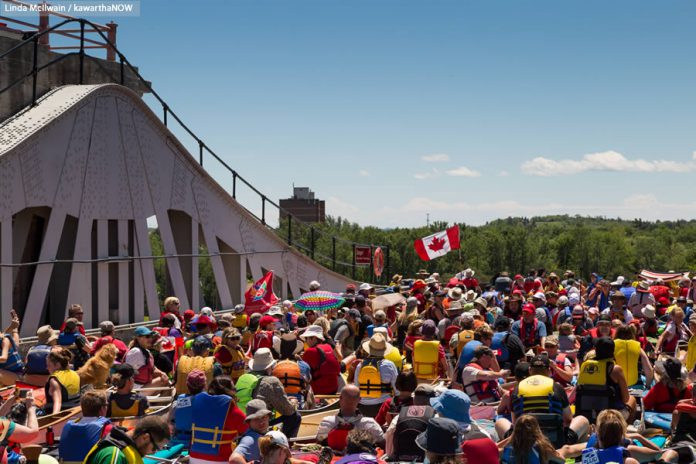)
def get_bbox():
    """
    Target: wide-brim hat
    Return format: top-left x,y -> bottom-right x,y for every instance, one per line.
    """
300,324 -> 325,341
249,348 -> 277,371
637,281 -> 651,293
448,287 -> 463,301
429,390 -> 471,426
415,417 -> 464,455
641,304 -> 656,319
37,325 -> 59,345
361,332 -> 393,357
